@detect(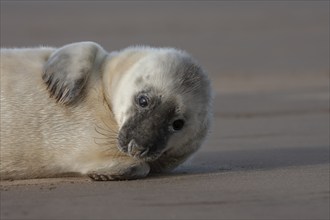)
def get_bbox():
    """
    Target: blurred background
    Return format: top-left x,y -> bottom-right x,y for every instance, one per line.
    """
1,1 -> 328,80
